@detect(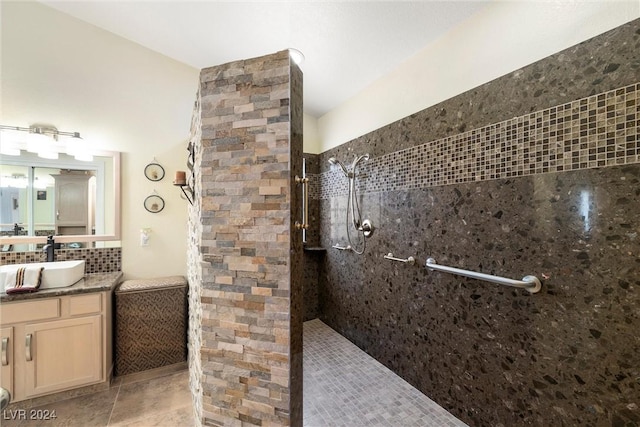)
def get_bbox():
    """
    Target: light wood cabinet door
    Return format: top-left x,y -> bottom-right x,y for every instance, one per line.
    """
24,315 -> 102,398
1,327 -> 13,396
52,174 -> 91,235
